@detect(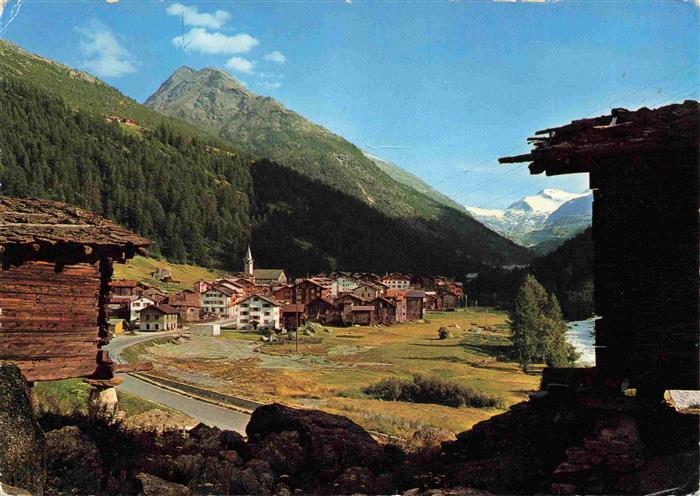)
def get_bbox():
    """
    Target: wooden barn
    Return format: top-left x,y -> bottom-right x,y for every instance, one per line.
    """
0,196 -> 152,384
500,100 -> 699,400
